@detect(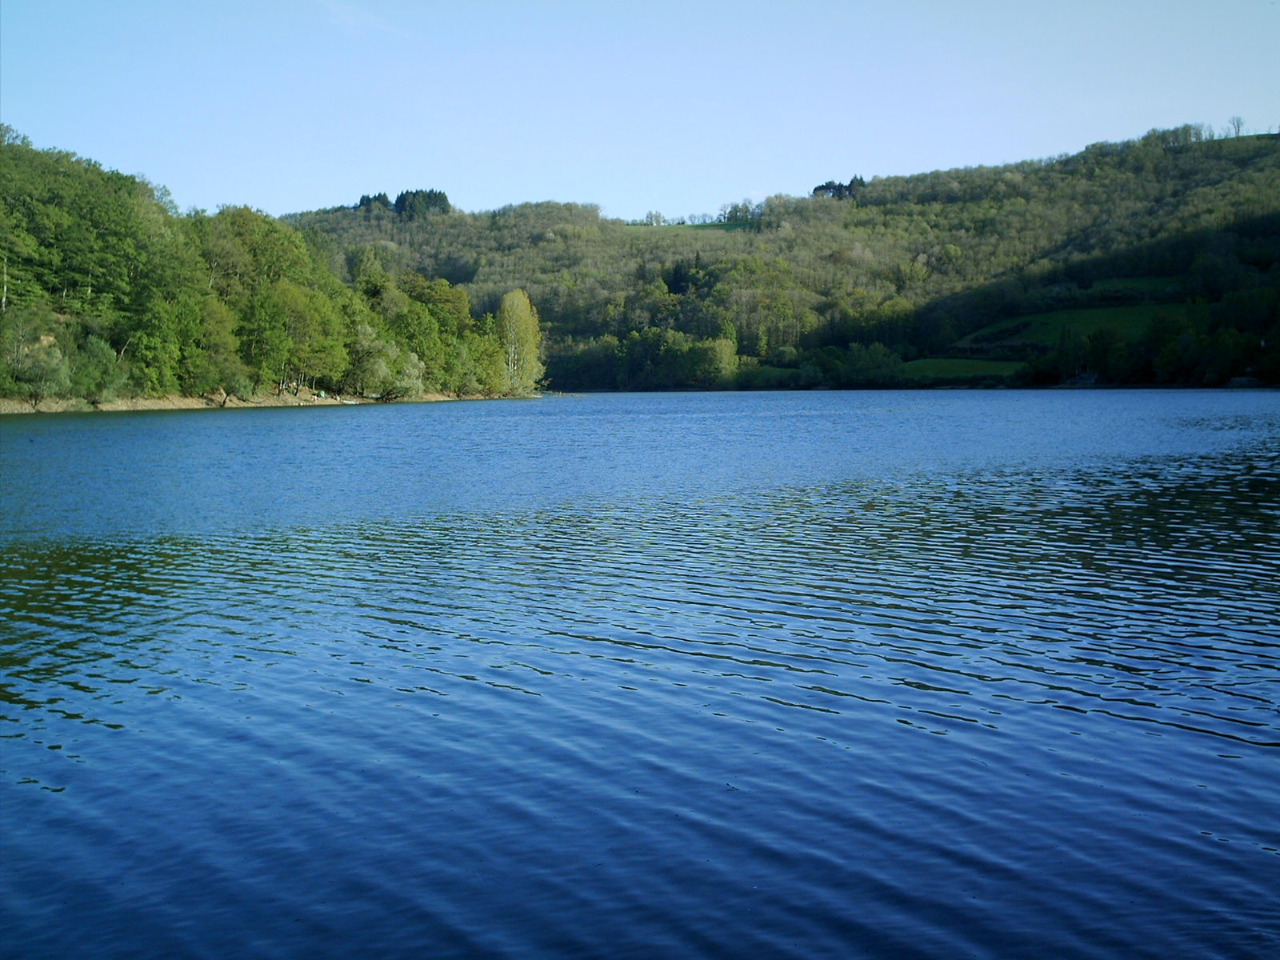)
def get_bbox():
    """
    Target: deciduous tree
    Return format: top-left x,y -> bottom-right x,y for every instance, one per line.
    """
495,289 -> 544,394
